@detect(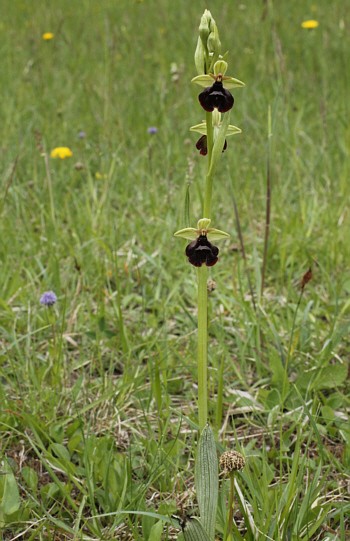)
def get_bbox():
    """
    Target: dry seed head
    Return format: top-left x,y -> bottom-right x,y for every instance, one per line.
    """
219,450 -> 245,473
207,279 -> 217,292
